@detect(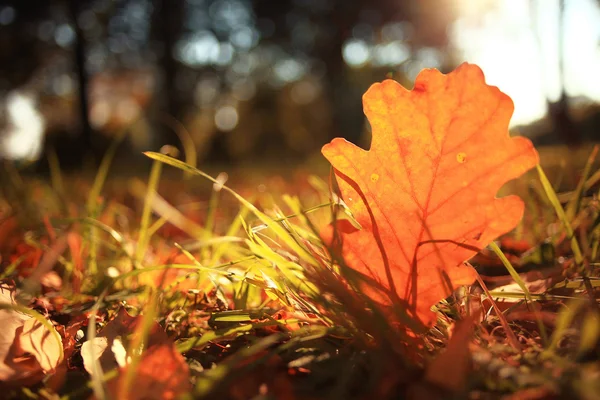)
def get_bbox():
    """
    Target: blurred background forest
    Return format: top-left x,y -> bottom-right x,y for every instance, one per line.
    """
0,0 -> 599,172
